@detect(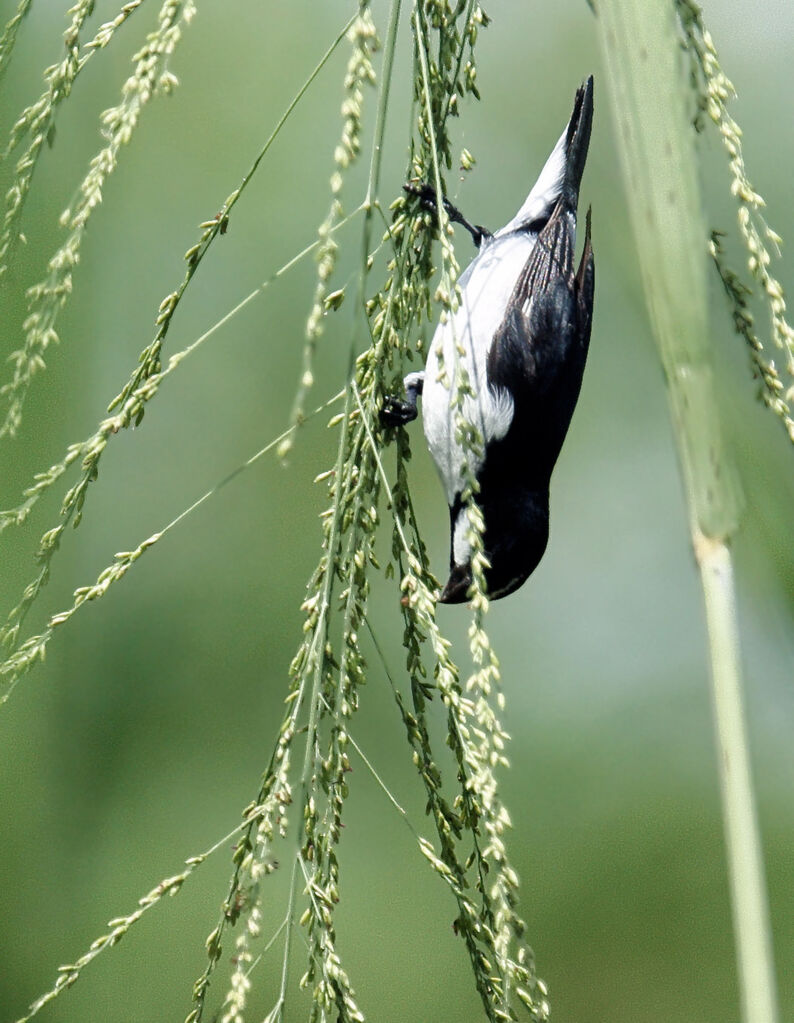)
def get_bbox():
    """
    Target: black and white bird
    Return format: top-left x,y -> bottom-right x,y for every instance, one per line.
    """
382,76 -> 595,603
